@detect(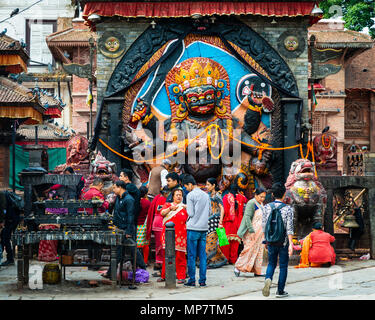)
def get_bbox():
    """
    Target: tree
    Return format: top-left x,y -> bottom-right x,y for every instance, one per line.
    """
319,0 -> 375,38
